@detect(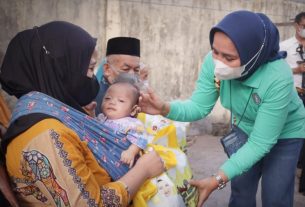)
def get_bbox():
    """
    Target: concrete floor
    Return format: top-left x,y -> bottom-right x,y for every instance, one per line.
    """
186,134 -> 305,207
